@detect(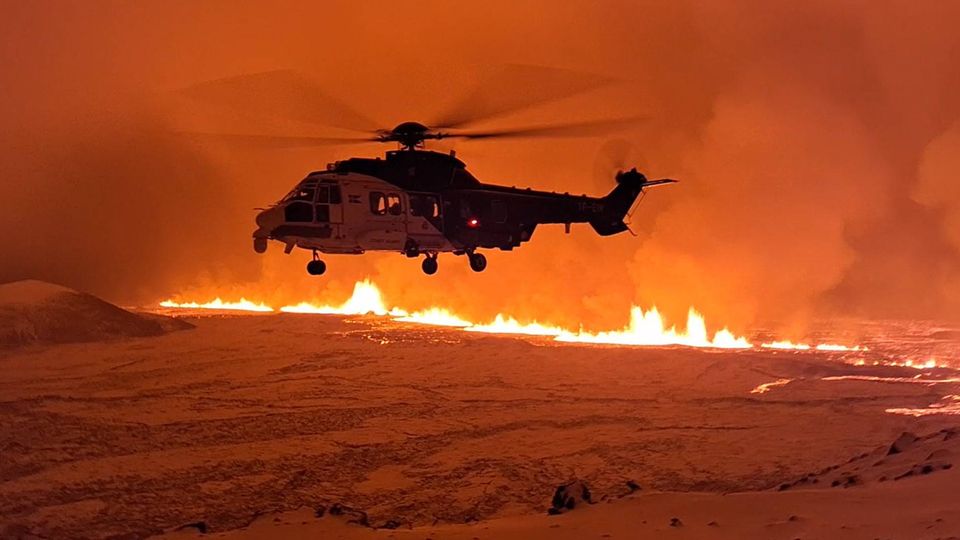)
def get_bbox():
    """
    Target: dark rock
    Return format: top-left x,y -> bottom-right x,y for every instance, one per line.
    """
625,479 -> 641,493
548,480 -> 593,515
670,517 -> 683,527
894,469 -> 914,480
888,432 -> 919,455
378,520 -> 402,530
175,521 -> 208,534
327,503 -> 369,527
